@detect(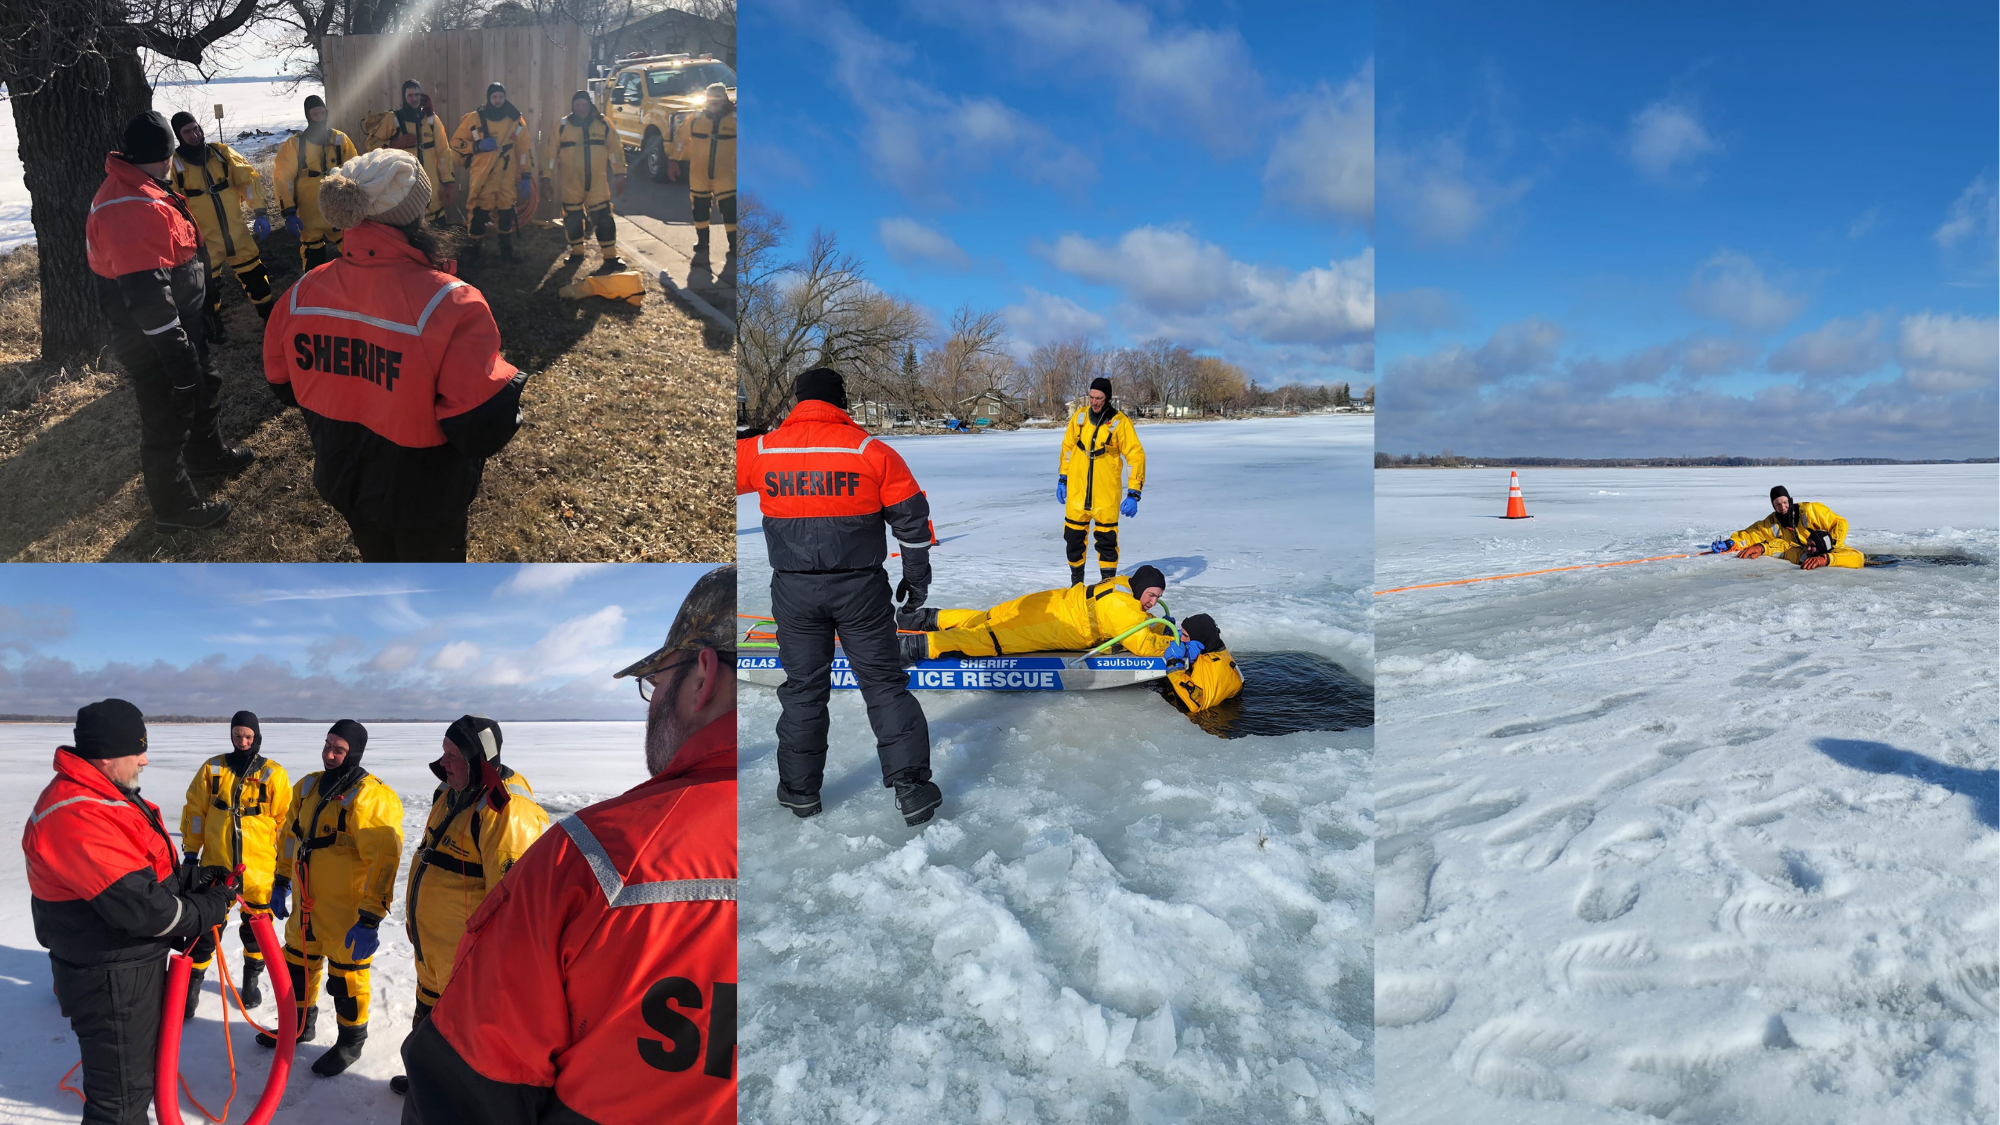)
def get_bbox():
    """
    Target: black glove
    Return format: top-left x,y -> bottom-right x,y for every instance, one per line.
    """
189,883 -> 235,932
894,576 -> 928,612
196,864 -> 237,892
